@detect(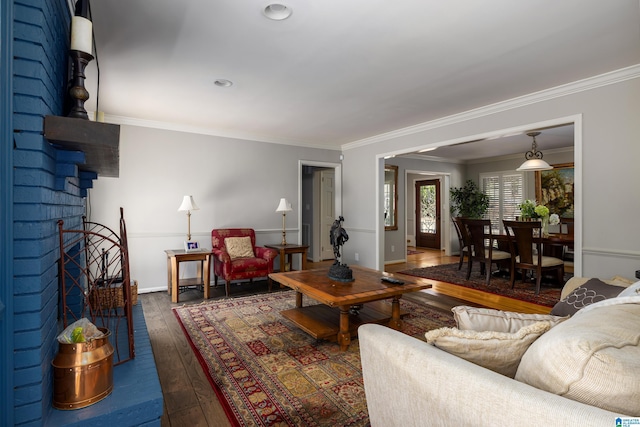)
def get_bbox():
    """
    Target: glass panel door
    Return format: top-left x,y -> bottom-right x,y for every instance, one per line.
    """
415,179 -> 440,249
